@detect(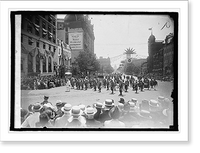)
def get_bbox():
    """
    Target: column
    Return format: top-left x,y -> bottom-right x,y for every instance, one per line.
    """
46,56 -> 48,73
